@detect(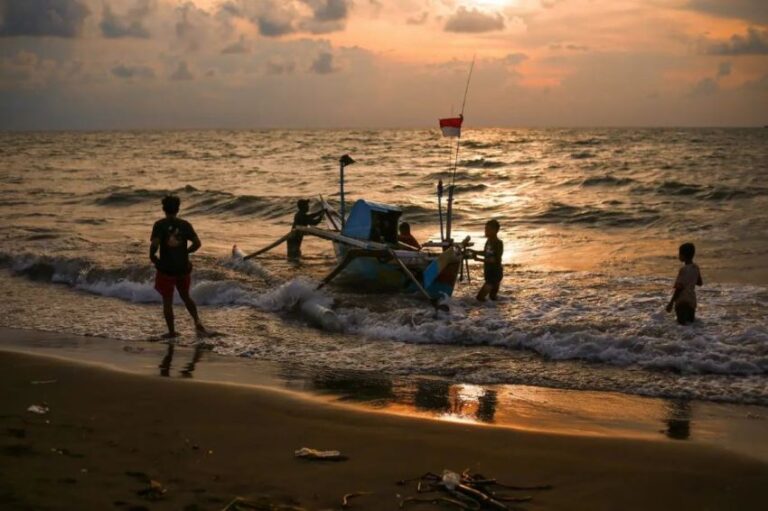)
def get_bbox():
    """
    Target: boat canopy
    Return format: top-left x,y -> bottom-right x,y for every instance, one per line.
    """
342,199 -> 402,244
